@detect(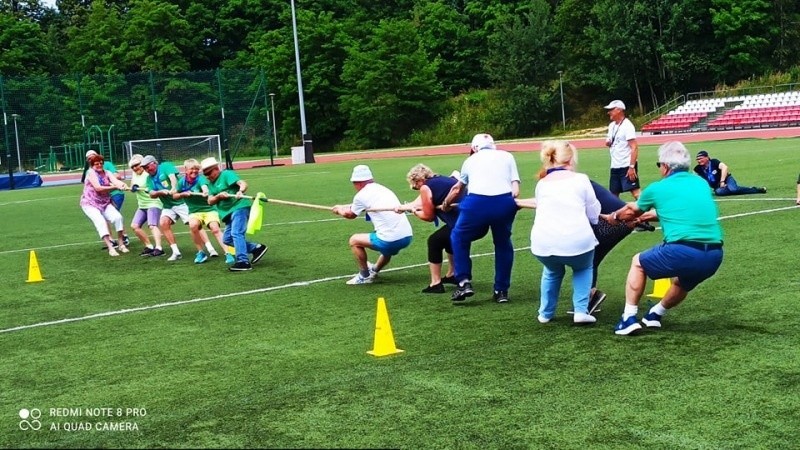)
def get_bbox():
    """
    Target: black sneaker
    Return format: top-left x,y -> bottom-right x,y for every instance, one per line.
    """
451,281 -> 474,302
422,283 -> 445,294
635,222 -> 655,232
151,248 -> 165,257
588,289 -> 607,314
229,261 -> 253,272
140,247 -> 154,257
441,276 -> 458,285
123,235 -> 130,247
251,244 -> 268,264
493,290 -> 509,303
102,240 -> 119,250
